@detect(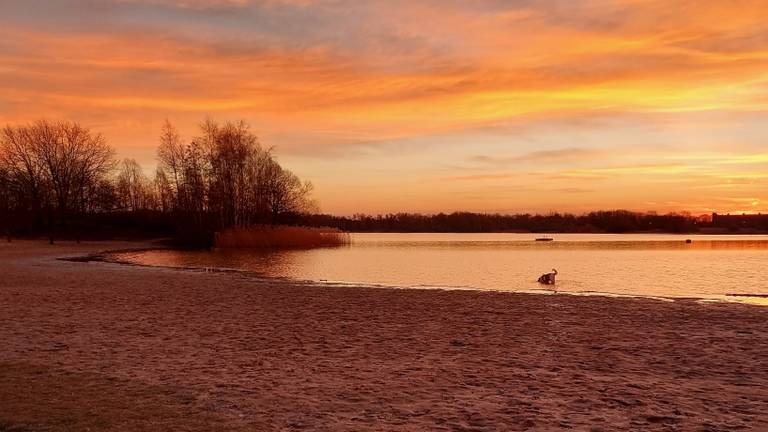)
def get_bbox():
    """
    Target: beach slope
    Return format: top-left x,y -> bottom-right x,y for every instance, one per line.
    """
1,241 -> 766,431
